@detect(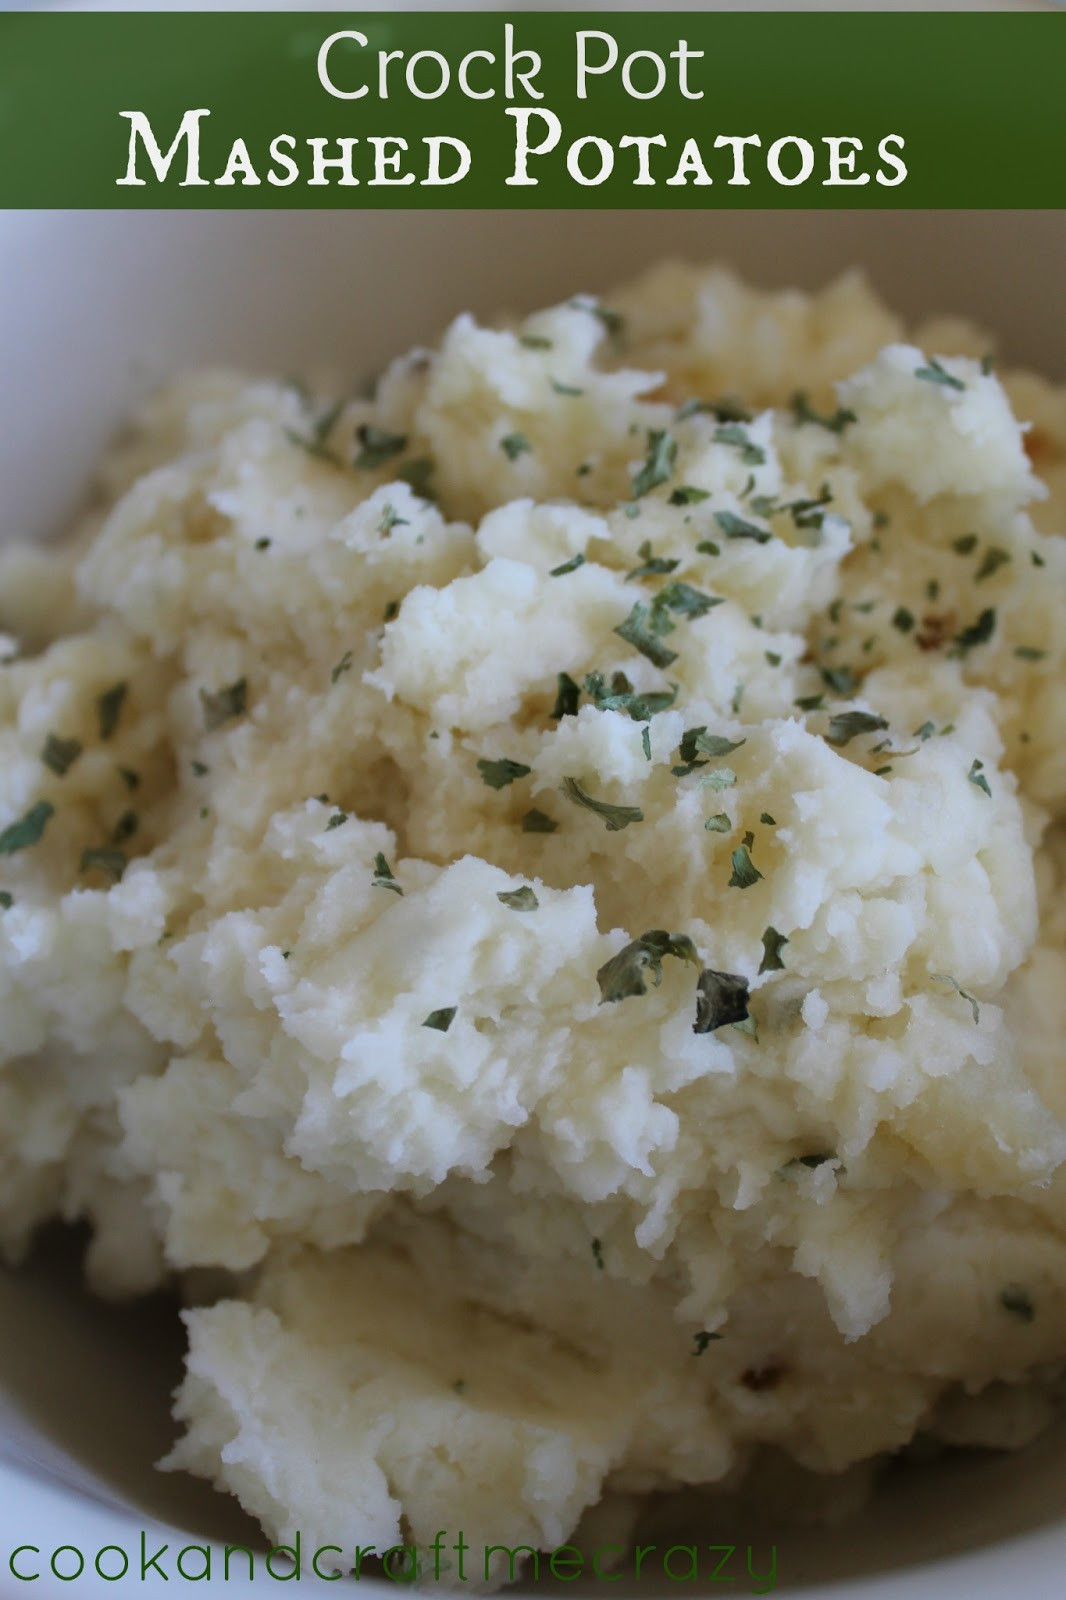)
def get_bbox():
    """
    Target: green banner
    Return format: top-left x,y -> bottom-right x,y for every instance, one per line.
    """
0,11 -> 1063,208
